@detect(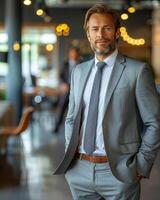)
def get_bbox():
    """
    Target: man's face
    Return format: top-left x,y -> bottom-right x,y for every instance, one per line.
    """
87,13 -> 119,58
69,49 -> 79,61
